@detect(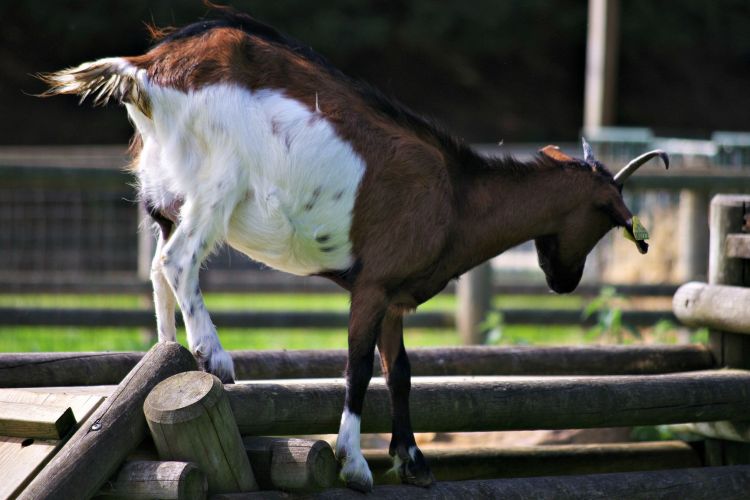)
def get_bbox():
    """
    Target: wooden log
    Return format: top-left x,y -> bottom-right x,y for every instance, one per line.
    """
243,437 -> 337,492
144,371 -> 257,494
0,351 -> 143,387
0,344 -> 715,387
212,465 -> 750,500
365,441 -> 701,484
225,370 -> 750,435
0,401 -> 75,439
673,282 -> 750,334
98,460 -> 207,499
18,341 -> 197,500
